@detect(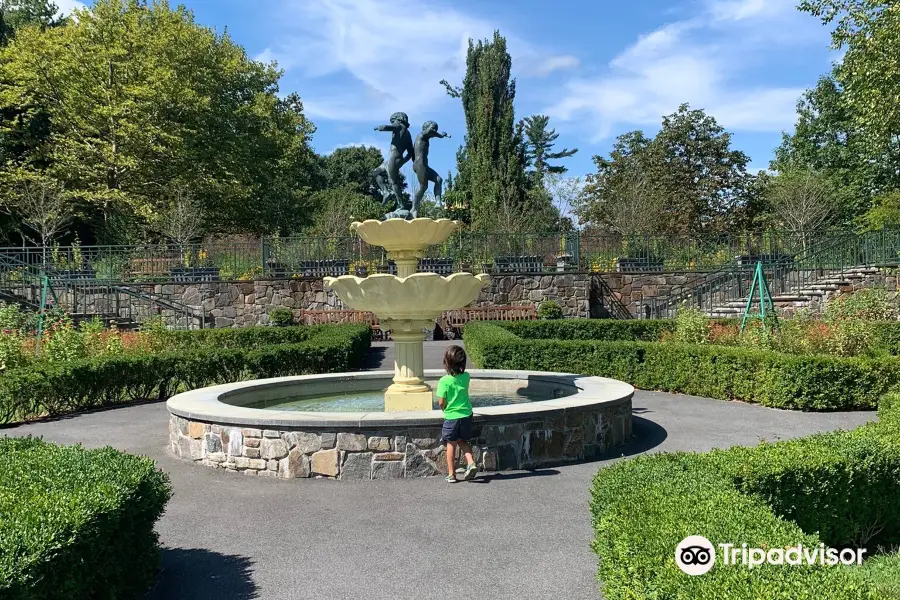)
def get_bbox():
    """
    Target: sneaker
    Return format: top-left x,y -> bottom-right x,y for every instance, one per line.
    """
463,463 -> 478,481
444,474 -> 458,483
